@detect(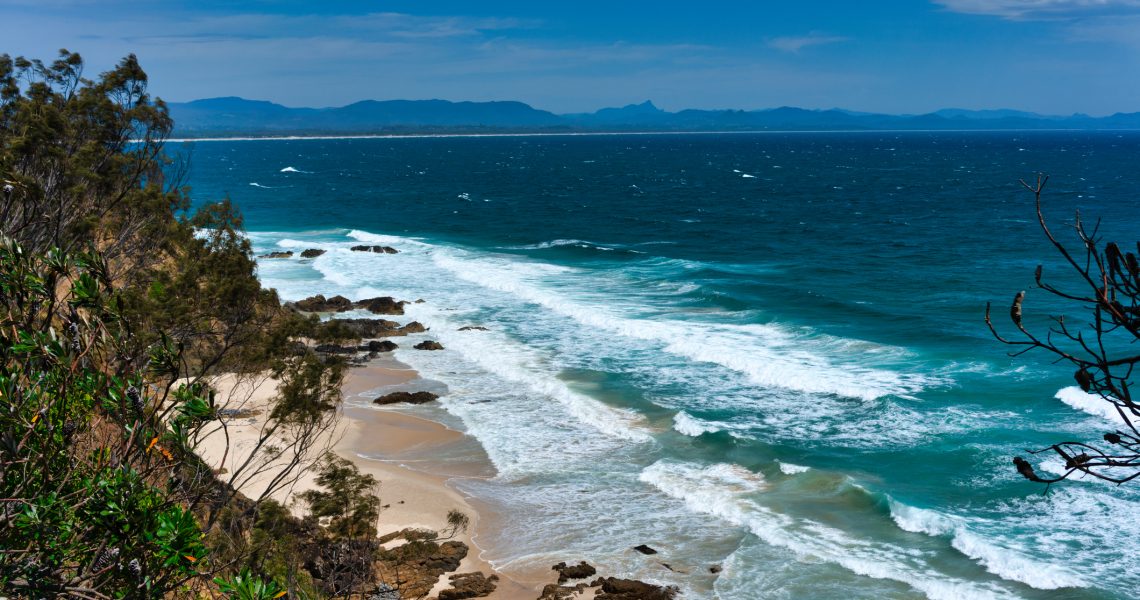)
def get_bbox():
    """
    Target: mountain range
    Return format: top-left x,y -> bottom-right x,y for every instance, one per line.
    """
168,97 -> 1140,137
